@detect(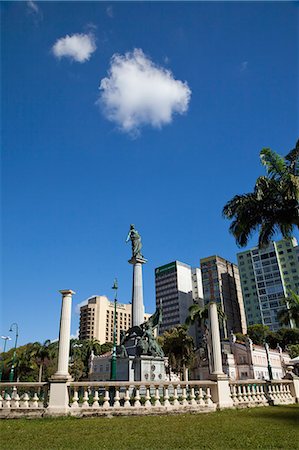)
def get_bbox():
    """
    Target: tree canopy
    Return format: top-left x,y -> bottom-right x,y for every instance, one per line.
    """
223,139 -> 299,248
